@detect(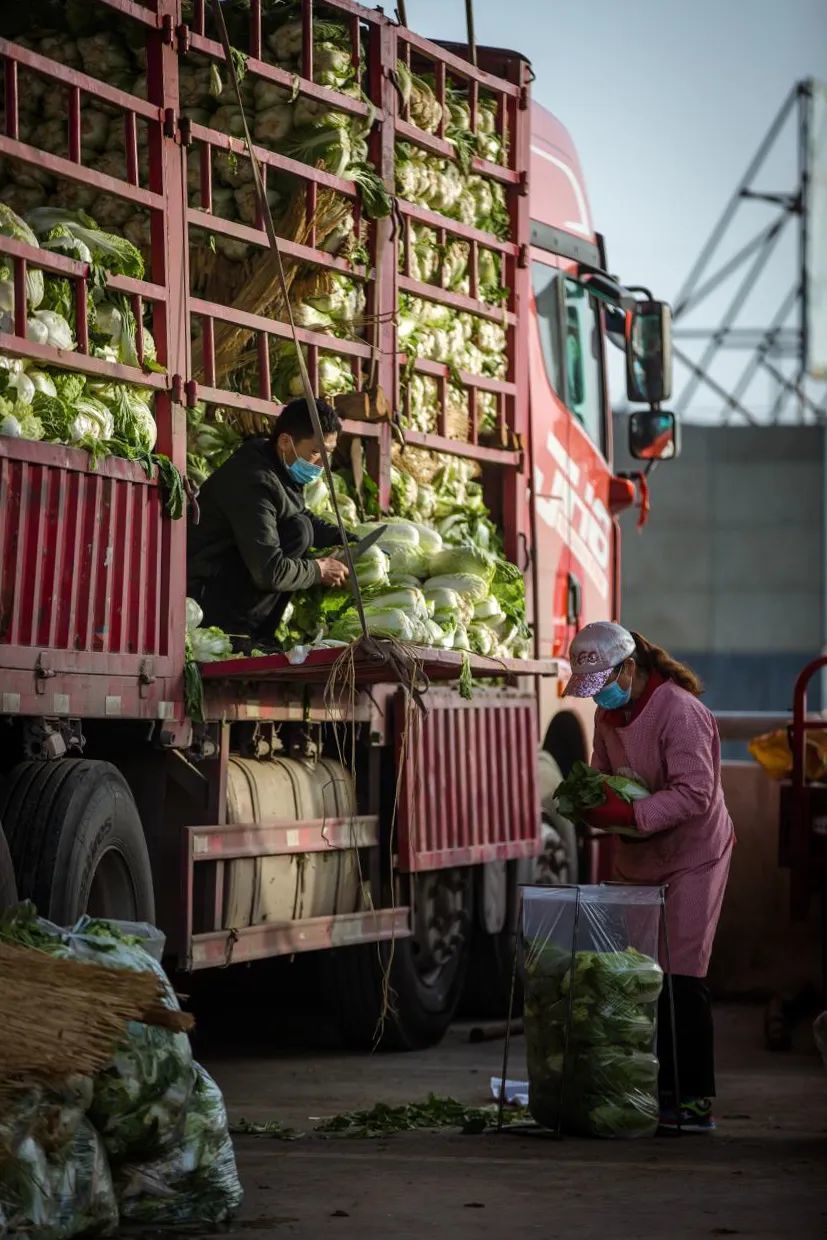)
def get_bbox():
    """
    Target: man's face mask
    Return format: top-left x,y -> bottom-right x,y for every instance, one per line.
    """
594,662 -> 633,709
285,437 -> 322,486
